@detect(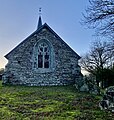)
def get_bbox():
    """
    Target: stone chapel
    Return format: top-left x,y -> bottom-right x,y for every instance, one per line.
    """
2,15 -> 82,86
